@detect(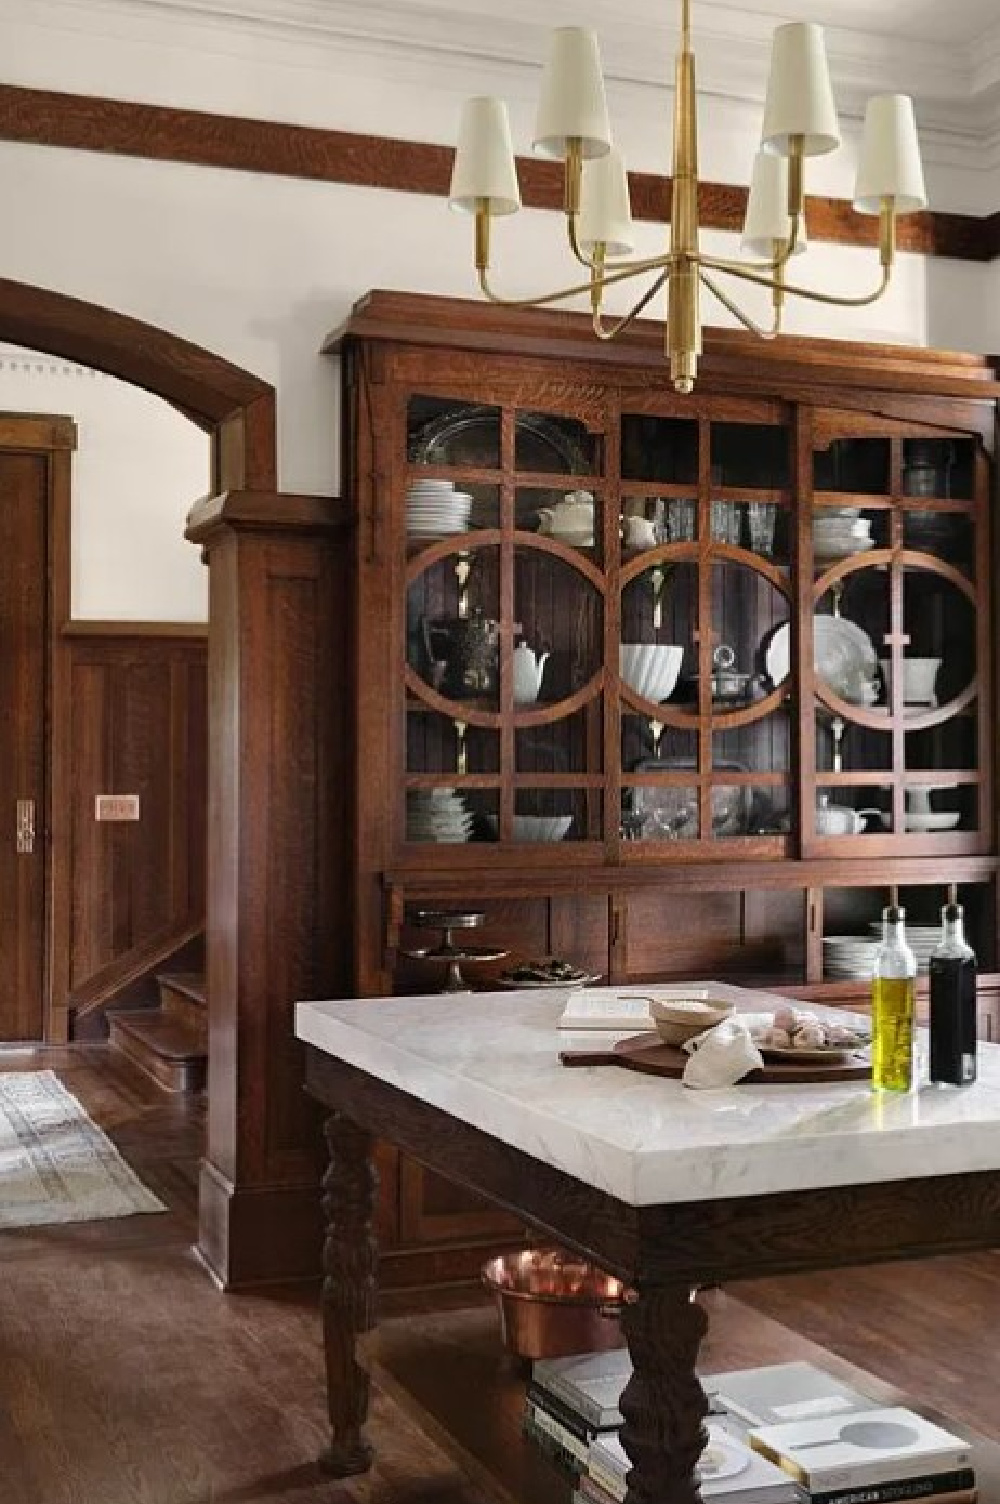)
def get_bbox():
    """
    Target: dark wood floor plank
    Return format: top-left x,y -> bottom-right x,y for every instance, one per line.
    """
0,1043 -> 997,1503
